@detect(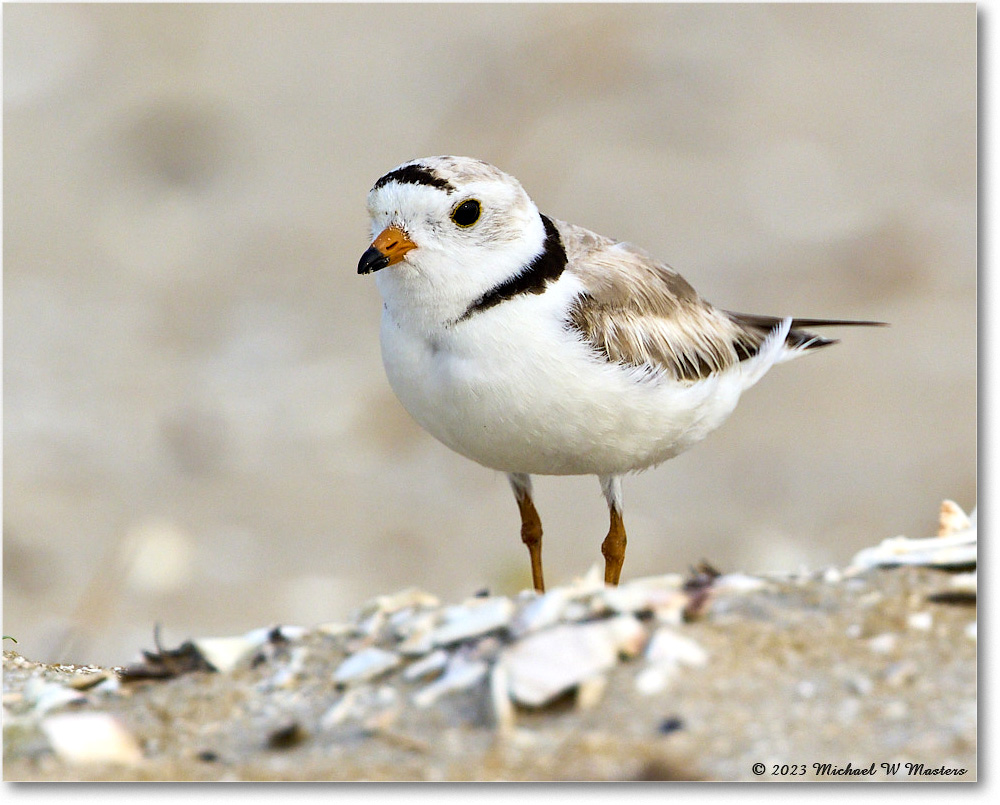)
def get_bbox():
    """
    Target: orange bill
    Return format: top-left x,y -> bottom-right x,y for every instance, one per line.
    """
358,226 -> 417,274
